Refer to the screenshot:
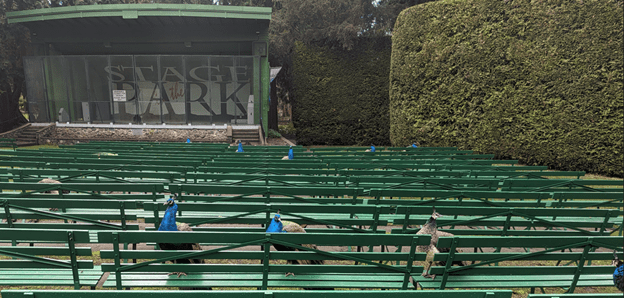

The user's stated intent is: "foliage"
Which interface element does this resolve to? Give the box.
[390,0,624,177]
[267,129,282,138]
[293,38,392,146]
[0,0,33,133]
[278,123,296,136]
[267,1,424,128]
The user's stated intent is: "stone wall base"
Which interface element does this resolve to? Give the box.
[42,126,228,145]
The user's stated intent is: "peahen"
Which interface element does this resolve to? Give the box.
[28,179,69,222]
[157,194,204,278]
[416,207,463,279]
[614,251,624,292]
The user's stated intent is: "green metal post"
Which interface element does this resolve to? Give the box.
[401,235,418,290]
[262,234,271,290]
[438,237,459,290]
[113,232,122,290]
[568,240,591,293]
[67,231,81,290]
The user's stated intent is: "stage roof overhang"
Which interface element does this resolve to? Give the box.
[7,4,272,55]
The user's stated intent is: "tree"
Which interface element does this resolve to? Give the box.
[0,0,38,133]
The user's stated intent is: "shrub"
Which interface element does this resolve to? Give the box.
[292,37,392,146]
[267,129,282,138]
[390,0,623,177]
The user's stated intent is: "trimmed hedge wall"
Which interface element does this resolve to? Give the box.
[292,38,391,146]
[390,0,623,177]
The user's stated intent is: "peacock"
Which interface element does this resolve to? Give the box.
[157,194,204,278]
[614,250,624,292]
[236,140,244,152]
[266,212,324,275]
[282,146,294,160]
[416,207,463,279]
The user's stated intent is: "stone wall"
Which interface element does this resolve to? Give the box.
[42,127,228,145]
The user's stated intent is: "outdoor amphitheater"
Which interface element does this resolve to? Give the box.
[0,141,622,298]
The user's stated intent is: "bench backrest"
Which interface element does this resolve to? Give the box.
[0,182,165,197]
[142,202,621,237]
[1,198,139,231]
[429,236,623,292]
[0,228,93,289]
[97,231,432,290]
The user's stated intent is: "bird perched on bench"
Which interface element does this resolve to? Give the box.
[416,207,464,279]
[614,251,624,292]
[26,179,70,222]
[282,146,294,160]
[157,194,204,278]
[266,211,324,275]
[236,139,244,153]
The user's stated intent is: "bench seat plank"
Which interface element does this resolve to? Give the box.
[0,267,103,287]
[102,272,415,289]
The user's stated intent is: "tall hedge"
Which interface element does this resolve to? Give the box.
[390,0,623,177]
[292,38,391,146]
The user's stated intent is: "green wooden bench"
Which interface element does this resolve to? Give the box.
[0,182,165,199]
[1,289,514,298]
[0,228,102,289]
[383,146,460,151]
[0,158,547,173]
[97,231,431,290]
[0,138,17,150]
[368,189,624,209]
[168,184,365,203]
[1,198,140,244]
[195,166,575,178]
[351,177,622,192]
[8,168,186,184]
[165,184,623,210]
[0,155,207,167]
[9,164,583,182]
[389,205,622,237]
[143,202,391,234]
[209,153,496,162]
[413,236,623,293]
[141,201,621,238]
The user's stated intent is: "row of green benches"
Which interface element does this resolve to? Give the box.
[5,167,589,181]
[8,174,621,192]
[3,291,622,298]
[2,228,620,292]
[1,155,520,169]
[2,181,621,212]
[3,197,621,243]
[1,290,515,298]
[9,147,483,158]
[64,141,455,152]
[0,159,553,173]
[2,181,621,214]
[2,166,621,195]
